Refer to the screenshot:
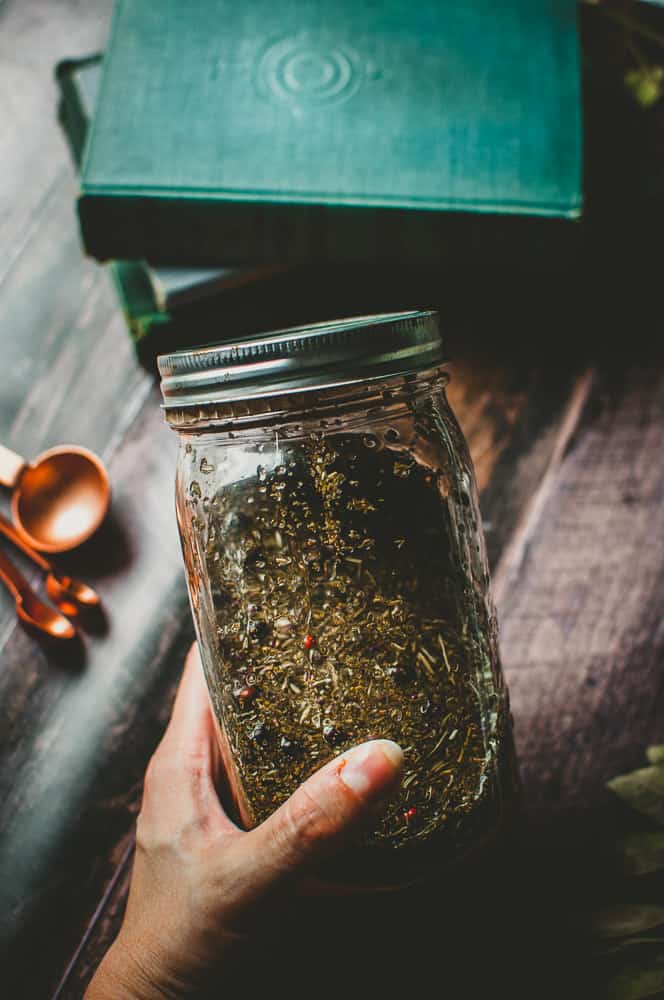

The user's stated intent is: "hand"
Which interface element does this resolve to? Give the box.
[86,643,404,999]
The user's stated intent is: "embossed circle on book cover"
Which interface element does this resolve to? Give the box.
[256,32,365,111]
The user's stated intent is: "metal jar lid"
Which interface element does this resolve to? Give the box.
[158,310,444,411]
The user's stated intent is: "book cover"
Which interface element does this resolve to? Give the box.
[79,0,582,265]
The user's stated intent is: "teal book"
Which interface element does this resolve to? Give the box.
[79,0,582,265]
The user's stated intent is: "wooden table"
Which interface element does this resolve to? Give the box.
[1,3,663,997]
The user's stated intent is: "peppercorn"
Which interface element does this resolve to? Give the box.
[249,721,269,745]
[279,735,301,758]
[247,620,270,641]
[322,724,345,746]
[236,684,259,705]
[386,665,412,687]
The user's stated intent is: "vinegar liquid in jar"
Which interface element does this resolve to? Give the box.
[159,311,518,889]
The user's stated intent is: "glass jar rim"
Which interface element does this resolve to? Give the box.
[158,310,445,418]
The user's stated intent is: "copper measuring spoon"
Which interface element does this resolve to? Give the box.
[0,511,99,615]
[0,443,110,553]
[0,546,76,640]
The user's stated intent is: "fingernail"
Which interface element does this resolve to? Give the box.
[337,739,404,801]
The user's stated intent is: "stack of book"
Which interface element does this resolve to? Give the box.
[56,0,582,366]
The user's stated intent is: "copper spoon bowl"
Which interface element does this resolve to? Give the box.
[0,444,110,554]
[0,547,76,640]
[0,511,100,616]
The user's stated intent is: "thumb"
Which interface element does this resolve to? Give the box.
[236,739,404,893]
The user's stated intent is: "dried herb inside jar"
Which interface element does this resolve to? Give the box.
[201,430,505,851]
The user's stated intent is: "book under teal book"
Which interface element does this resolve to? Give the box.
[79,0,582,266]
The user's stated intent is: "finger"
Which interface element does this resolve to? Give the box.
[234,740,404,895]
[141,643,233,832]
[161,642,215,753]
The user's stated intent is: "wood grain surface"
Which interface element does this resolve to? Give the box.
[1,2,663,998]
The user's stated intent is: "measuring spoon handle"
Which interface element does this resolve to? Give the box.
[0,546,76,639]
[0,511,49,570]
[0,445,26,488]
[0,545,27,603]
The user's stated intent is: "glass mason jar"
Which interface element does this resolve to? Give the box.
[159,311,518,889]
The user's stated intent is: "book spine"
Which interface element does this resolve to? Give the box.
[55,55,102,167]
[79,193,580,269]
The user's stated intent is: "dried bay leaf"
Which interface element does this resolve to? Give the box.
[605,952,664,1000]
[591,904,664,940]
[595,933,664,958]
[608,766,664,826]
[620,832,664,877]
[597,753,664,999]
